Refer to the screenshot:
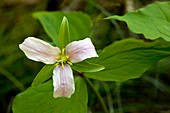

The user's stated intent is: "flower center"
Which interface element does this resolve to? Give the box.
[56,48,72,68]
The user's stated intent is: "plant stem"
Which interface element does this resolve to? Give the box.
[83,75,109,113]
[86,0,124,39]
[0,67,25,91]
[116,82,123,113]
[102,82,114,113]
[154,63,160,98]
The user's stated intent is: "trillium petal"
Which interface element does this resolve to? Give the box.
[19,37,60,64]
[66,38,98,63]
[52,64,75,98]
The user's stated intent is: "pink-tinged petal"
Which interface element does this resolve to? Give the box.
[19,37,60,64]
[66,38,98,63]
[52,64,75,98]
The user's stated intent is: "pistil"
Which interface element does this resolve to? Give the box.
[56,48,72,68]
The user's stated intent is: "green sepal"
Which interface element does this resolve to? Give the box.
[71,61,105,73]
[31,65,54,87]
[58,16,70,49]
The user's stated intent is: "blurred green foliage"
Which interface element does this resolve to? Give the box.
[0,1,47,112]
[0,0,170,113]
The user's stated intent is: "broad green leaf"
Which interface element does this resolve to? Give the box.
[58,16,70,48]
[107,1,170,41]
[33,11,92,45]
[13,77,87,113]
[71,61,105,73]
[31,65,54,87]
[85,38,170,82]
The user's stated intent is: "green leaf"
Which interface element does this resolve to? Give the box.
[85,38,170,82]
[13,77,87,113]
[58,16,70,49]
[33,11,92,45]
[31,65,54,87]
[71,61,105,73]
[106,1,170,41]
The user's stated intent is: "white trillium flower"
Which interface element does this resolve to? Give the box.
[19,37,98,98]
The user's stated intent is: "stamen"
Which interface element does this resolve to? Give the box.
[66,55,69,59]
[56,48,72,68]
[67,61,73,65]
[61,62,65,69]
[62,48,65,55]
[55,63,59,67]
[56,55,61,60]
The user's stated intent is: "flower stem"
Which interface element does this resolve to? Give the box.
[101,82,114,113]
[116,82,123,113]
[0,67,25,91]
[83,75,109,113]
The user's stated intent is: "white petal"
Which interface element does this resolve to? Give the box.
[19,37,60,64]
[66,38,98,63]
[52,64,75,98]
